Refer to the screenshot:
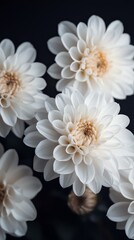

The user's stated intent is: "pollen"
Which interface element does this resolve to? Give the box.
[0,72,20,103]
[70,119,97,149]
[0,183,6,203]
[80,47,108,78]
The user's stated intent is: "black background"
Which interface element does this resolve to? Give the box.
[0,1,134,240]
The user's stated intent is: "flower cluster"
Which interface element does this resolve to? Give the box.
[0,15,134,239]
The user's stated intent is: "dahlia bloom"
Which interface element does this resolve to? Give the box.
[107,169,134,239]
[0,39,47,138]
[24,88,134,196]
[48,15,134,99]
[0,147,42,239]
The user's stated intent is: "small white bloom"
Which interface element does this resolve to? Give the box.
[24,88,134,196]
[107,169,134,239]
[0,39,47,138]
[0,148,42,239]
[48,15,134,99]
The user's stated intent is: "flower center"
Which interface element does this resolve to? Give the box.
[80,47,108,78]
[70,119,97,148]
[0,183,6,204]
[0,72,20,107]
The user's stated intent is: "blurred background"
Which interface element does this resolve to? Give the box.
[0,0,134,239]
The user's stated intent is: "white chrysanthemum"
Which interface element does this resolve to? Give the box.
[0,147,42,239]
[24,88,134,196]
[107,168,134,239]
[48,15,134,99]
[0,39,47,138]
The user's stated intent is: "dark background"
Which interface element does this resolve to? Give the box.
[0,1,134,239]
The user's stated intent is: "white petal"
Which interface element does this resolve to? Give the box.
[16,42,34,54]
[0,116,11,137]
[100,102,120,117]
[35,139,56,159]
[14,176,42,199]
[27,62,46,76]
[45,97,57,112]
[116,129,134,145]
[14,222,27,237]
[71,90,84,108]
[63,105,74,123]
[77,22,87,41]
[60,173,75,188]
[54,160,74,174]
[47,36,65,54]
[55,52,72,67]
[55,93,71,113]
[0,39,15,57]
[111,114,130,129]
[31,77,46,90]
[73,177,85,196]
[1,107,17,126]
[58,21,77,36]
[107,202,129,222]
[44,159,58,181]
[56,78,74,91]
[107,20,124,35]
[109,188,126,203]
[72,152,82,165]
[88,178,102,194]
[16,48,36,65]
[120,182,134,200]
[12,200,37,221]
[75,162,95,184]
[69,46,81,61]
[33,155,46,172]
[6,165,32,184]
[0,149,18,172]
[61,33,78,50]
[128,201,134,214]
[53,145,71,161]
[125,215,134,239]
[88,15,106,42]
[48,110,62,122]
[24,131,43,148]
[61,66,75,79]
[70,61,79,72]
[77,39,86,54]
[0,228,6,240]
[47,63,61,79]
[12,119,25,138]
[37,119,60,142]
[52,119,66,134]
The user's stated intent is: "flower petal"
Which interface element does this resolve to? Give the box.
[53,145,71,161]
[47,63,61,79]
[0,39,15,57]
[107,202,129,222]
[37,119,60,142]
[55,52,72,67]
[61,33,78,50]
[36,139,56,159]
[47,36,65,54]
[58,21,77,36]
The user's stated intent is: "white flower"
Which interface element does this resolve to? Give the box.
[107,169,134,239]
[0,39,47,138]
[0,148,42,239]
[48,15,134,99]
[24,88,134,196]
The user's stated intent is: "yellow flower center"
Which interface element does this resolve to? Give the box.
[0,72,20,107]
[70,119,97,148]
[80,48,108,78]
[0,183,6,204]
